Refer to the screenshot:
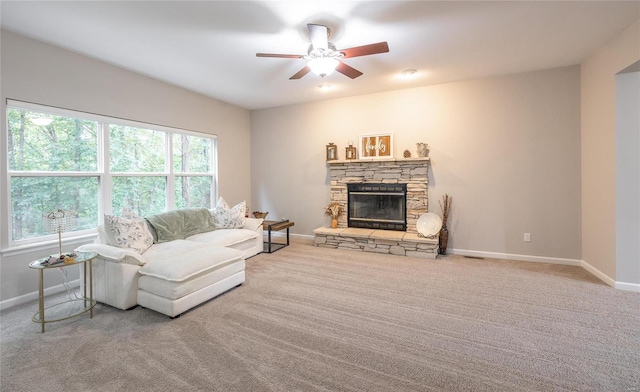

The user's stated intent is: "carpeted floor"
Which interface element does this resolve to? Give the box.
[1,241,639,391]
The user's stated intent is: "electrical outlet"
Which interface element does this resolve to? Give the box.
[524,233,531,242]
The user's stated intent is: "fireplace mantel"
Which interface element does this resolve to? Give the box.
[327,157,430,165]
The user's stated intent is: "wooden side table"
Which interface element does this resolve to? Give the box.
[263,220,295,253]
[28,251,97,333]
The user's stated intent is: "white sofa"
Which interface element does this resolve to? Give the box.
[77,209,263,317]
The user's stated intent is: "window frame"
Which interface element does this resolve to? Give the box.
[5,99,218,248]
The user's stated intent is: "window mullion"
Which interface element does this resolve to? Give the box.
[101,123,112,217]
[166,132,175,211]
[212,138,218,204]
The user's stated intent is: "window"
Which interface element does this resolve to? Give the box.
[172,134,214,209]
[5,100,217,246]
[7,108,99,242]
[109,125,167,217]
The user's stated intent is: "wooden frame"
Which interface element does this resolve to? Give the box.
[359,133,393,159]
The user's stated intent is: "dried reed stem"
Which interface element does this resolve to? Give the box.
[439,194,452,226]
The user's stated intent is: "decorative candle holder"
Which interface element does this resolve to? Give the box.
[326,143,338,161]
[345,141,357,160]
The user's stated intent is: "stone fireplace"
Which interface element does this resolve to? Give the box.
[315,157,437,259]
[328,158,429,234]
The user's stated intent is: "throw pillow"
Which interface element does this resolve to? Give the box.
[122,207,142,220]
[120,206,156,244]
[211,197,246,229]
[104,214,153,254]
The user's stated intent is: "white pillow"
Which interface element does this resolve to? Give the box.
[211,197,246,229]
[121,207,142,220]
[121,206,155,243]
[104,214,153,254]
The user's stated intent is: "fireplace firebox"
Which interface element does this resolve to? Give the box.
[347,183,407,231]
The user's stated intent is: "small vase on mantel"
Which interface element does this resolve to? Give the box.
[438,225,449,255]
[331,218,338,229]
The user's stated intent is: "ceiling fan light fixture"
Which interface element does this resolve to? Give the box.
[308,57,339,77]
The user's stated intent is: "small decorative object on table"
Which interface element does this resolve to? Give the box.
[416,142,428,157]
[403,149,411,158]
[41,252,77,266]
[438,194,452,255]
[324,202,344,229]
[252,211,269,219]
[326,143,338,161]
[345,141,357,160]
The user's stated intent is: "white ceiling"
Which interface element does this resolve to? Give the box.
[1,1,639,110]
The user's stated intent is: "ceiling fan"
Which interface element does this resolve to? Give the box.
[256,24,389,80]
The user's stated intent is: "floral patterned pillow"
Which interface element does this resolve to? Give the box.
[104,215,153,254]
[211,197,246,229]
[121,207,142,220]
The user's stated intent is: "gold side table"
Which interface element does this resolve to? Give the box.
[28,251,97,333]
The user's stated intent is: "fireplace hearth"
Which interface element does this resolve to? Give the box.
[348,183,406,231]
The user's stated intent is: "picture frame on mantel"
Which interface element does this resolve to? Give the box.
[359,133,393,159]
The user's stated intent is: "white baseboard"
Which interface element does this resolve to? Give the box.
[449,249,639,290]
[0,279,80,311]
[615,281,640,292]
[447,248,583,266]
[580,260,616,287]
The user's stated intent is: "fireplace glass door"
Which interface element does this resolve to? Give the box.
[348,183,406,231]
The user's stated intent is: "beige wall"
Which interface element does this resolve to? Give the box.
[251,66,582,260]
[581,19,640,282]
[0,30,251,304]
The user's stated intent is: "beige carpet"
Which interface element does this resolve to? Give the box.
[1,241,639,391]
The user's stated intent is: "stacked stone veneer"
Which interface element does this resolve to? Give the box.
[328,158,430,234]
[313,227,438,259]
[314,158,438,259]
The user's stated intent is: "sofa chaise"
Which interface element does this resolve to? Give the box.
[77,206,263,317]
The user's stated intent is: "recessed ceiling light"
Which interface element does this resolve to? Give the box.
[401,69,417,78]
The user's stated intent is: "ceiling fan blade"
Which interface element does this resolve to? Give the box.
[339,42,389,58]
[308,23,328,50]
[290,66,311,80]
[335,62,363,79]
[256,53,304,59]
